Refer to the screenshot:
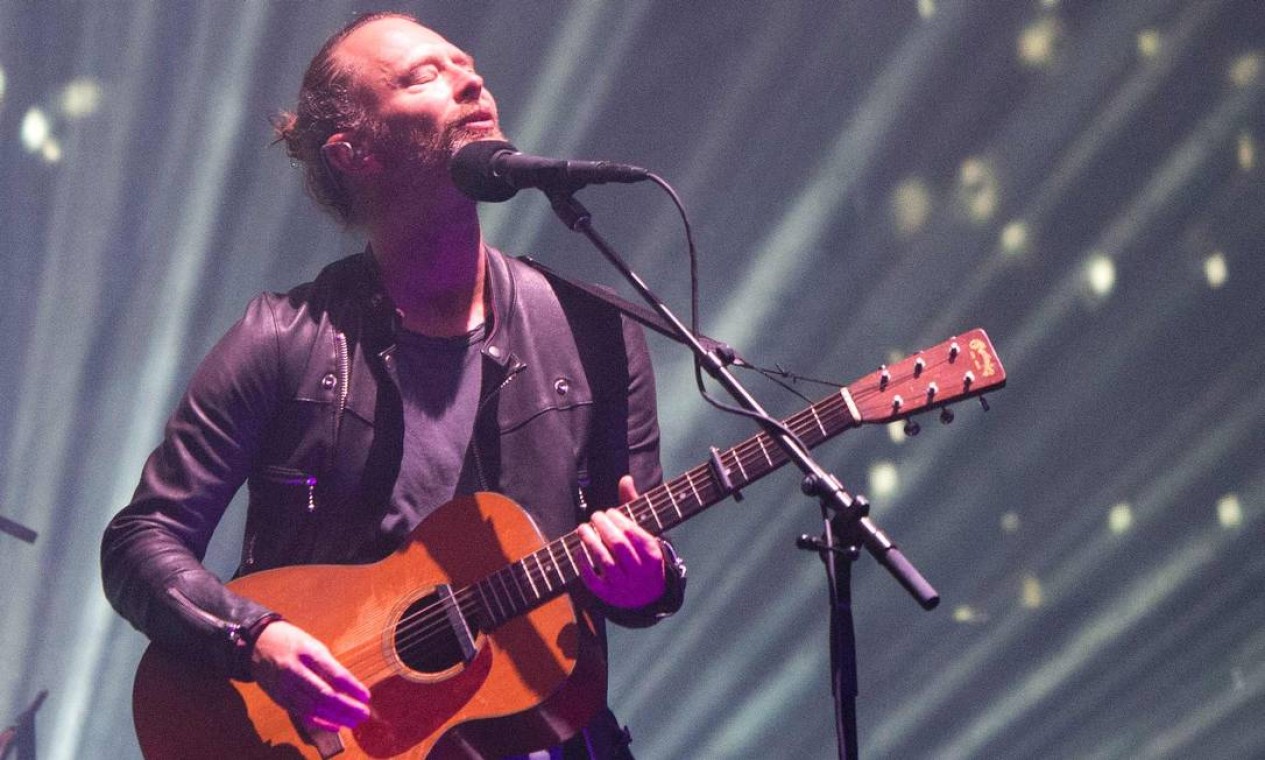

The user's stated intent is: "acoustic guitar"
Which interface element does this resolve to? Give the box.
[132,329,1006,759]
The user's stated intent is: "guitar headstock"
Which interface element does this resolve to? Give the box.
[847,328,1006,424]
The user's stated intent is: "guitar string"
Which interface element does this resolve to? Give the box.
[335,393,877,678]
[336,397,854,668]
[334,389,879,677]
[334,355,971,678]
[333,399,860,678]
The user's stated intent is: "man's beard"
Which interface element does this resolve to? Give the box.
[372,114,505,187]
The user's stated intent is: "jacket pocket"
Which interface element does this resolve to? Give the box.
[243,464,321,571]
[252,464,318,513]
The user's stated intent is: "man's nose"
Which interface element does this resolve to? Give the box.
[453,68,484,101]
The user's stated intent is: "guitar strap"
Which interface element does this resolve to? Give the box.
[516,255,742,364]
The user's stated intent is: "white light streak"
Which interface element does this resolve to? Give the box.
[937,528,1231,759]
[917,0,936,20]
[481,2,652,250]
[20,107,50,152]
[1001,511,1021,534]
[0,66,7,104]
[691,5,975,403]
[1204,251,1228,288]
[865,351,1265,759]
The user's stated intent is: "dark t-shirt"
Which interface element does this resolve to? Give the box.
[381,324,486,540]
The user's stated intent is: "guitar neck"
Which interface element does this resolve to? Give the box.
[470,389,861,628]
[468,327,1005,629]
[628,389,860,536]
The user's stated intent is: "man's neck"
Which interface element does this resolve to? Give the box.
[368,194,488,338]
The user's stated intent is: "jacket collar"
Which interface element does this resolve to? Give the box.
[354,243,518,370]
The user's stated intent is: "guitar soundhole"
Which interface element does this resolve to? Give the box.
[393,592,482,674]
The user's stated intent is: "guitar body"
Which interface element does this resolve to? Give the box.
[133,493,607,759]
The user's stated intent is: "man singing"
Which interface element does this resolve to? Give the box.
[102,11,685,759]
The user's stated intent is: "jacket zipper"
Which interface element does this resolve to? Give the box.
[334,331,350,438]
[472,356,526,490]
[166,586,242,644]
[325,330,350,490]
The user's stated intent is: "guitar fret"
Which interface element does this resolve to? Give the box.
[519,560,540,600]
[495,570,517,614]
[666,485,682,519]
[757,436,773,466]
[481,578,506,624]
[546,543,562,585]
[511,566,529,607]
[731,449,749,482]
[685,470,703,505]
[533,552,552,592]
[645,496,664,531]
[560,537,579,576]
[810,406,828,438]
[475,581,493,625]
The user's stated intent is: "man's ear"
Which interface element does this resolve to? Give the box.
[321,133,380,175]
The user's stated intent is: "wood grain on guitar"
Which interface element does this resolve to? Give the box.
[132,329,1005,759]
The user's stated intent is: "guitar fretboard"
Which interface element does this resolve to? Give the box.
[466,388,860,629]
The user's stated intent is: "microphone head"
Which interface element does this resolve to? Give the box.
[450,140,520,202]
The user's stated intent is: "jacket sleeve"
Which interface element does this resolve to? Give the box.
[592,313,688,629]
[100,295,283,679]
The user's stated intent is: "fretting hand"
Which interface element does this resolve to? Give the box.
[577,475,667,609]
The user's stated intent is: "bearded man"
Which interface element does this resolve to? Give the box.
[102,12,685,759]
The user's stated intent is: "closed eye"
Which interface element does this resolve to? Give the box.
[406,64,439,86]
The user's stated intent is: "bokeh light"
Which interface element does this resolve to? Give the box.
[20,107,50,152]
[60,78,103,118]
[4,5,1263,759]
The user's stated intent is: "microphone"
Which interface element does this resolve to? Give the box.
[450,140,649,202]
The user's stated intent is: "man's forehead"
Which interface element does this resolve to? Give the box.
[334,17,456,74]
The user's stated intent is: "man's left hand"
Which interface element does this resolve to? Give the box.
[577,475,666,609]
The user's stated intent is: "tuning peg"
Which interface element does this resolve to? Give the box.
[979,395,990,412]
[940,407,955,425]
[904,418,921,437]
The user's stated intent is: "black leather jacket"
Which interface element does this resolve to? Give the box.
[101,248,684,683]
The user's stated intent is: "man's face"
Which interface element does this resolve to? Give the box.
[334,17,505,176]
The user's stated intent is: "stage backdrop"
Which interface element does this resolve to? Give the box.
[2,2,1263,758]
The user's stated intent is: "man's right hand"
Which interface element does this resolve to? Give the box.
[250,620,372,732]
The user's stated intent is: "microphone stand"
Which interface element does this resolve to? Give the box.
[543,188,939,760]
[0,514,38,544]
